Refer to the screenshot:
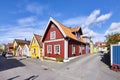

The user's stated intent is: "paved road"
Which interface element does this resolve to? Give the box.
[0,53,120,80]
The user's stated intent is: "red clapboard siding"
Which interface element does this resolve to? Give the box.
[44,23,64,41]
[44,40,64,59]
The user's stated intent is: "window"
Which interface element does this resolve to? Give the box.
[47,45,52,53]
[54,44,60,54]
[51,24,55,28]
[50,31,56,40]
[34,48,36,53]
[77,33,80,39]
[72,44,75,54]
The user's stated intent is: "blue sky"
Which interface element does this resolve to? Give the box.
[0,0,120,44]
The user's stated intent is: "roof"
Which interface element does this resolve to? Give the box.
[14,39,30,45]
[19,45,24,48]
[53,19,85,43]
[34,34,42,47]
[7,43,13,47]
[69,26,80,32]
[42,17,85,43]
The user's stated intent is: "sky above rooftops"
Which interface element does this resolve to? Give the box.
[0,0,120,44]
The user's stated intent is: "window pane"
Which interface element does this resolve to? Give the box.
[50,31,56,39]
[47,45,52,53]
[54,45,60,54]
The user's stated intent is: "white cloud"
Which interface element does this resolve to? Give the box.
[0,26,45,44]
[62,9,111,42]
[82,10,100,28]
[63,16,87,26]
[83,27,99,37]
[17,16,36,25]
[82,10,112,28]
[96,13,112,22]
[82,27,106,43]
[105,22,120,35]
[92,34,106,43]
[0,17,47,44]
[17,16,47,28]
[62,9,112,29]
[26,3,45,14]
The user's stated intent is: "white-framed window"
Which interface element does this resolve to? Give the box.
[50,31,56,40]
[47,45,52,54]
[54,44,60,54]
[72,44,75,54]
[51,24,55,28]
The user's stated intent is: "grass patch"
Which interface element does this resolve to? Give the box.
[56,58,63,62]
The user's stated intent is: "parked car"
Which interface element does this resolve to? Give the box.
[2,52,13,58]
[5,53,13,57]
[2,52,6,57]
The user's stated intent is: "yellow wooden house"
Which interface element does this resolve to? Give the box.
[13,39,30,56]
[30,34,42,59]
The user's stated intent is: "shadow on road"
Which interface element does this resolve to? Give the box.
[25,75,39,80]
[0,56,25,71]
[7,75,20,80]
[100,52,111,67]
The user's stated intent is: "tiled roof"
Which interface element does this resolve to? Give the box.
[19,45,24,48]
[55,20,85,43]
[34,34,42,47]
[69,26,80,32]
[14,39,30,45]
[7,43,13,47]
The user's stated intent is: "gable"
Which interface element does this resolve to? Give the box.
[23,44,29,50]
[30,34,42,48]
[42,17,85,44]
[16,46,22,51]
[42,17,66,42]
[13,41,18,48]
[43,22,64,41]
[32,37,37,44]
[30,36,37,46]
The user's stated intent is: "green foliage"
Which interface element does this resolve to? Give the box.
[13,45,18,56]
[56,58,63,62]
[105,33,120,49]
[0,49,3,53]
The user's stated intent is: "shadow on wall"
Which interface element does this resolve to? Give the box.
[100,51,111,67]
[0,56,25,71]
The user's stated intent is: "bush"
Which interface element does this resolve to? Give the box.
[56,58,63,62]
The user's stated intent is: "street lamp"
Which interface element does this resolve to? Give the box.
[82,35,91,55]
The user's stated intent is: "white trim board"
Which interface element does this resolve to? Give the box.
[44,38,64,43]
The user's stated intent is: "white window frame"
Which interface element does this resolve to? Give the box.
[47,45,52,54]
[50,31,56,40]
[72,44,75,54]
[54,44,60,54]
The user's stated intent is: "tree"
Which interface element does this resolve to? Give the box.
[106,33,120,49]
[13,45,18,56]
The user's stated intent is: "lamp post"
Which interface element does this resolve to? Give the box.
[82,36,91,55]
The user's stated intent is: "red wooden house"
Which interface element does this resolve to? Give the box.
[7,43,13,54]
[42,17,86,62]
